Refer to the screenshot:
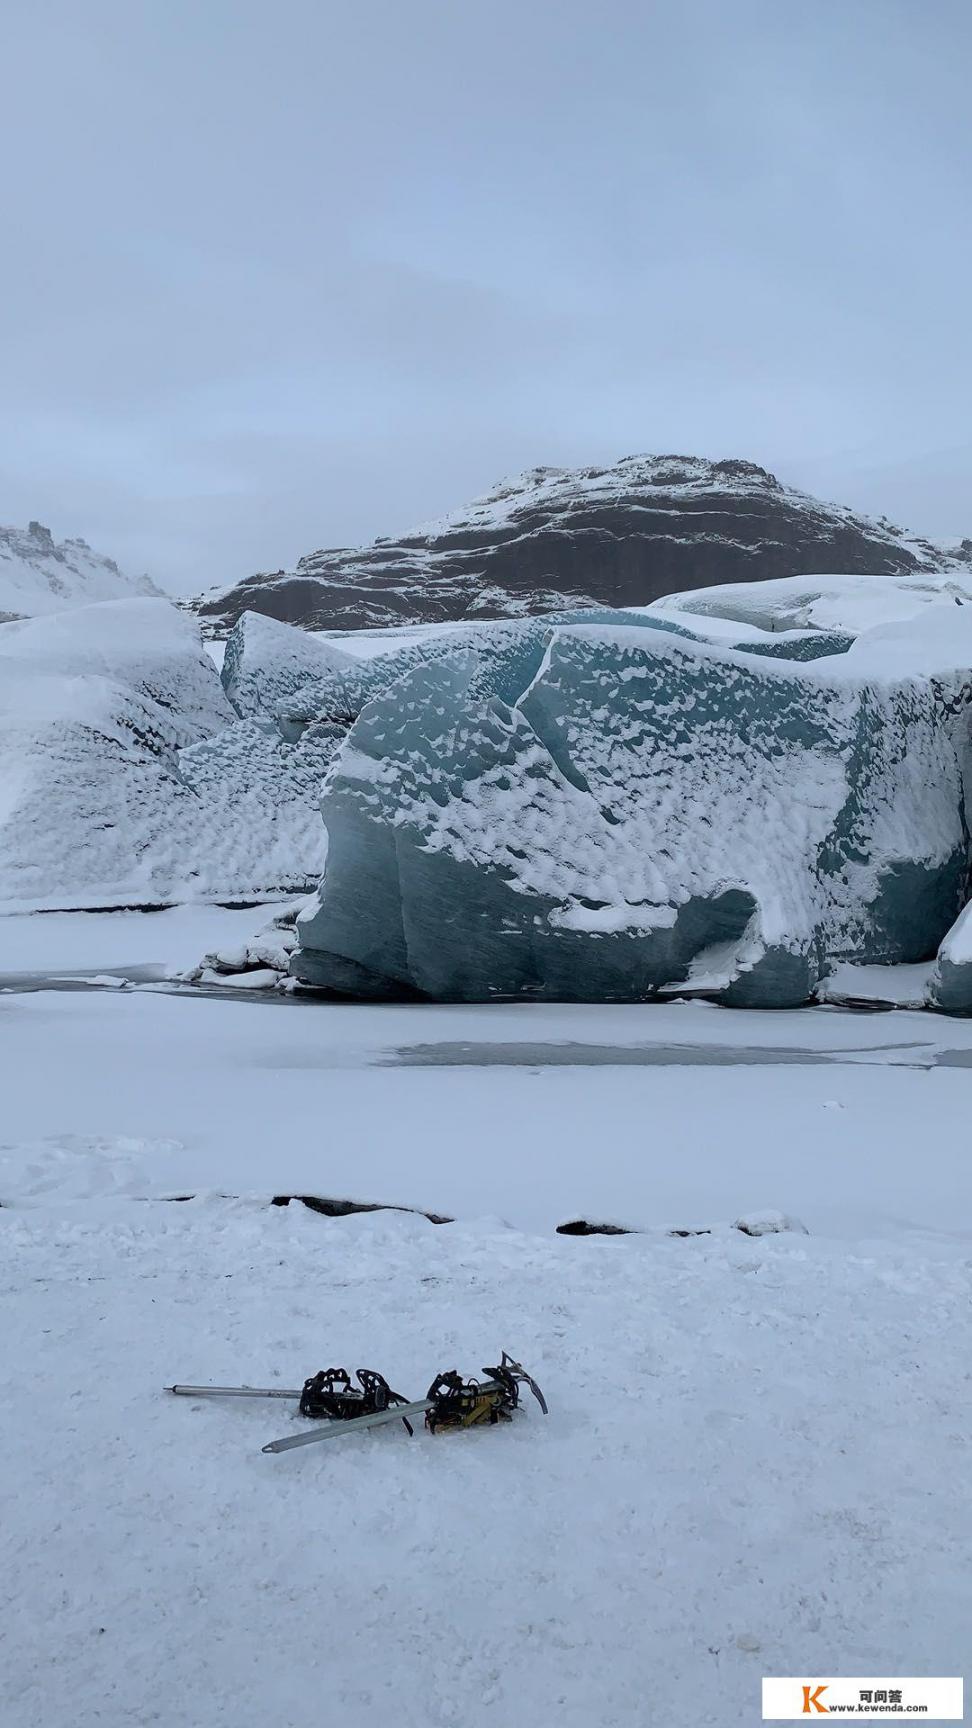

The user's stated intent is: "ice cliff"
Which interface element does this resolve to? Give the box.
[292,608,972,1006]
[9,579,972,1015]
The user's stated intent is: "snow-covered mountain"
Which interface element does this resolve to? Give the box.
[0,520,160,620]
[192,455,972,634]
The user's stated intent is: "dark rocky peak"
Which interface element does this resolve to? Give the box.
[190,453,969,635]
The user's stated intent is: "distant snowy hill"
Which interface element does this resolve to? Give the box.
[0,520,160,620]
[192,455,972,634]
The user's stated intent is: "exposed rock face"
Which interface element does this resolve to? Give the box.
[191,455,970,634]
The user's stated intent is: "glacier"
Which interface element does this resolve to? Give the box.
[0,601,346,908]
[293,608,972,1006]
[7,585,972,1004]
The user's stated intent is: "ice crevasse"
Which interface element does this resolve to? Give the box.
[291,607,972,1007]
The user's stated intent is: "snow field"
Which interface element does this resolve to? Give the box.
[6,980,972,1237]
[3,913,971,1726]
[2,1197,969,1728]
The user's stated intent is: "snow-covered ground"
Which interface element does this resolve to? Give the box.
[6,977,972,1237]
[6,1201,969,1728]
[2,909,971,1726]
[0,903,271,976]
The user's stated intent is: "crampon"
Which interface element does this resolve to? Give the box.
[298,1368,415,1434]
[424,1353,548,1433]
[165,1365,416,1434]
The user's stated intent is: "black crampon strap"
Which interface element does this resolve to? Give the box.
[357,1368,414,1435]
[299,1367,414,1432]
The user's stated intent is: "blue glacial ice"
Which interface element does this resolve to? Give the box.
[928,902,972,1012]
[292,610,972,1005]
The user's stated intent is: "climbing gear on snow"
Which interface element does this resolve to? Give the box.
[167,1352,547,1456]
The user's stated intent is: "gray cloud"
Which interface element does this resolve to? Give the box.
[1,0,969,592]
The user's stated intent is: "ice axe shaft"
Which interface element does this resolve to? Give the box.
[263,1398,436,1453]
[166,1384,303,1400]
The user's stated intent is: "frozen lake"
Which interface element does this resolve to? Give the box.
[3,905,972,1238]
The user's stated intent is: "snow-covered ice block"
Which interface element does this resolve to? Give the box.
[0,601,231,906]
[276,640,460,741]
[816,961,934,1009]
[0,596,231,738]
[276,607,847,748]
[176,719,338,893]
[927,901,972,1012]
[195,965,281,990]
[294,611,972,1005]
[735,628,854,661]
[220,610,362,721]
[651,569,972,637]
[276,616,563,739]
[560,608,854,663]
[0,601,332,908]
[178,902,303,987]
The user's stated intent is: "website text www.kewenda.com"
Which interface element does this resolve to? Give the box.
[825,1708,928,1715]
[764,1675,961,1718]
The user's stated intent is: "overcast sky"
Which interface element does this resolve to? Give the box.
[1,0,969,595]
